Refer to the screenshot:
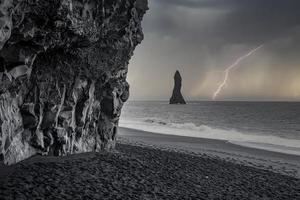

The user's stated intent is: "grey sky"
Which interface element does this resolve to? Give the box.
[128,0,300,101]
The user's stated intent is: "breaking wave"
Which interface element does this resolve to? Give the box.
[119,118,300,156]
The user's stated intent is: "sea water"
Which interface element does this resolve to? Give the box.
[119,101,300,155]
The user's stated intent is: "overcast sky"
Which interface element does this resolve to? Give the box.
[127,0,300,101]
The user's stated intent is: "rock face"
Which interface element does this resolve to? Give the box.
[170,71,186,104]
[0,0,148,165]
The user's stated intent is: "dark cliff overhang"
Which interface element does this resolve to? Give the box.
[0,0,148,165]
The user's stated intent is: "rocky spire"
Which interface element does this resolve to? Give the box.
[170,70,186,104]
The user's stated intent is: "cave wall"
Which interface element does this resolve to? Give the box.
[0,0,148,165]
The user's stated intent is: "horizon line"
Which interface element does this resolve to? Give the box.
[126,99,300,103]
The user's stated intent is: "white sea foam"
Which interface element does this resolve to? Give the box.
[119,119,300,156]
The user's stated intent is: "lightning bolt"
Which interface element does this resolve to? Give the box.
[212,45,263,100]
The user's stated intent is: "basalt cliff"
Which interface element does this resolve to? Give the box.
[170,71,186,104]
[0,0,148,165]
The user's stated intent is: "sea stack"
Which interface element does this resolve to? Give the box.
[170,71,186,104]
[0,0,148,165]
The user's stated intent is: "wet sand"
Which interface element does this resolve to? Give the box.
[118,127,300,178]
[0,128,299,199]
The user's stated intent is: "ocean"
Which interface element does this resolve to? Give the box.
[119,101,300,155]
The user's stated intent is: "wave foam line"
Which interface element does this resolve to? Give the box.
[119,119,300,155]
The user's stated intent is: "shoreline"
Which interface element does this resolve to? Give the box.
[118,127,300,178]
[119,119,300,156]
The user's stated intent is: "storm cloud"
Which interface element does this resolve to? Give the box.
[127,0,300,101]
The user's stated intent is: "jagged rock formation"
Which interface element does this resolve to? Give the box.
[0,0,148,165]
[170,71,186,104]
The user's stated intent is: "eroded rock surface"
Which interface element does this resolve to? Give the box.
[0,0,148,165]
[170,71,186,104]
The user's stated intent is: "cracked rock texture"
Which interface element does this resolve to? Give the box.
[0,0,148,165]
[170,71,186,104]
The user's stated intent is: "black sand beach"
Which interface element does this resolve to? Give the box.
[1,129,300,200]
[119,127,300,178]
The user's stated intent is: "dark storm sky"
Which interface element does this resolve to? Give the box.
[128,0,300,101]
